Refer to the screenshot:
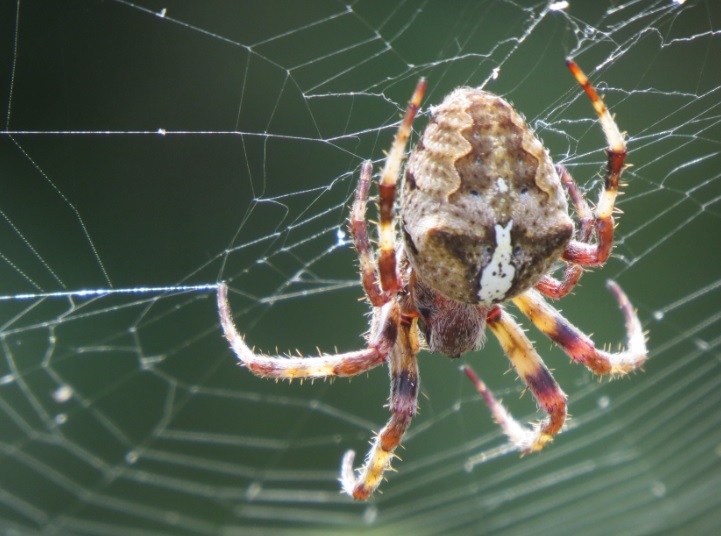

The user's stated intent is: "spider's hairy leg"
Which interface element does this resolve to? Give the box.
[341,316,420,500]
[535,166,591,300]
[217,282,397,379]
[465,306,567,453]
[535,264,583,300]
[351,161,389,306]
[562,59,627,267]
[513,283,647,376]
[377,78,426,295]
[559,165,595,242]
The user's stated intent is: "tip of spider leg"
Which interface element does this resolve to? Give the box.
[341,449,356,466]
[339,450,359,493]
[459,364,475,380]
[565,58,584,79]
[605,279,628,302]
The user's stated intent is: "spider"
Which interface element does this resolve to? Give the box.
[217,60,647,501]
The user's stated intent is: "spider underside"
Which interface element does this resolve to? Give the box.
[217,60,647,501]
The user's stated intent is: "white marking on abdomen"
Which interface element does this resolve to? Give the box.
[478,221,516,304]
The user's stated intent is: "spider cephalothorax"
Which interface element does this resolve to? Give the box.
[218,60,647,501]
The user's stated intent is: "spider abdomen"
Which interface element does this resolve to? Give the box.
[402,87,574,305]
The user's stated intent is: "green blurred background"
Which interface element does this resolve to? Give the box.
[0,1,720,534]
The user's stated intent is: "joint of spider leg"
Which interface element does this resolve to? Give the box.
[486,306,502,324]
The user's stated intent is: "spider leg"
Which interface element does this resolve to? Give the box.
[350,161,391,306]
[341,316,420,500]
[513,283,647,376]
[559,165,595,243]
[376,78,426,295]
[349,79,425,304]
[561,59,627,267]
[217,282,398,379]
[535,166,591,300]
[538,61,627,298]
[535,264,584,301]
[464,306,567,453]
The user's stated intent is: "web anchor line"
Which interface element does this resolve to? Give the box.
[0,284,219,302]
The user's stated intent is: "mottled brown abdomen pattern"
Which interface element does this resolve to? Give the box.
[402,87,574,305]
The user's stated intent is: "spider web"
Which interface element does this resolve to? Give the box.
[1,0,720,534]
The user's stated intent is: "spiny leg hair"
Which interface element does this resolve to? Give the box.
[464,306,567,453]
[562,59,627,267]
[535,166,591,300]
[217,282,398,380]
[376,78,426,295]
[350,161,388,307]
[341,317,420,500]
[465,279,646,455]
[513,282,647,376]
[537,60,629,299]
[339,80,427,498]
[218,79,428,500]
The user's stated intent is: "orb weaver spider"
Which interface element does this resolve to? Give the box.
[218,60,647,500]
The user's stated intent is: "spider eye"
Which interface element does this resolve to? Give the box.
[470,190,480,197]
